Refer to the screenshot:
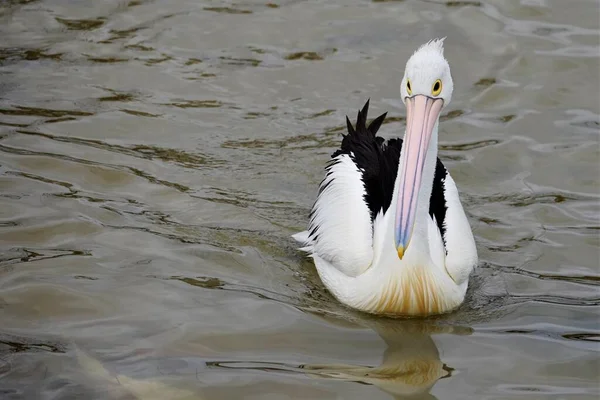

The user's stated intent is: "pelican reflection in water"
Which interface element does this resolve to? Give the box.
[302,318,471,400]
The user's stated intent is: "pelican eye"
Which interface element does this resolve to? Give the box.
[406,79,412,95]
[432,79,442,96]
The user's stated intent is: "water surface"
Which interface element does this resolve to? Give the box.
[1,0,599,399]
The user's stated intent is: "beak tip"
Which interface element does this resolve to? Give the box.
[397,246,405,260]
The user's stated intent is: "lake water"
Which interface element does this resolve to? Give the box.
[1,0,599,399]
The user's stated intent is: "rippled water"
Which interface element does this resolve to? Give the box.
[1,0,599,399]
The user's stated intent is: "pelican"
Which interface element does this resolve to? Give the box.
[293,39,478,316]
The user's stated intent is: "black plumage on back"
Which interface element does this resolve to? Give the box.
[331,100,449,245]
[332,99,400,221]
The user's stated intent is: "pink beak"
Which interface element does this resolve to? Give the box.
[395,95,444,259]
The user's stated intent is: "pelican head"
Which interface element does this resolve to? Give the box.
[395,38,453,259]
[400,38,454,106]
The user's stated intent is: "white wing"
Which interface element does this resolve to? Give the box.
[441,173,478,285]
[294,154,374,277]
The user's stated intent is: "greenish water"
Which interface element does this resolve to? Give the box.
[0,0,598,399]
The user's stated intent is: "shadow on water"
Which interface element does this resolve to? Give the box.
[68,319,467,400]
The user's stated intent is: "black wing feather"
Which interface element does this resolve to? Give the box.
[331,99,448,243]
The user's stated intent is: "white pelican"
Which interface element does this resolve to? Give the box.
[294,39,478,316]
